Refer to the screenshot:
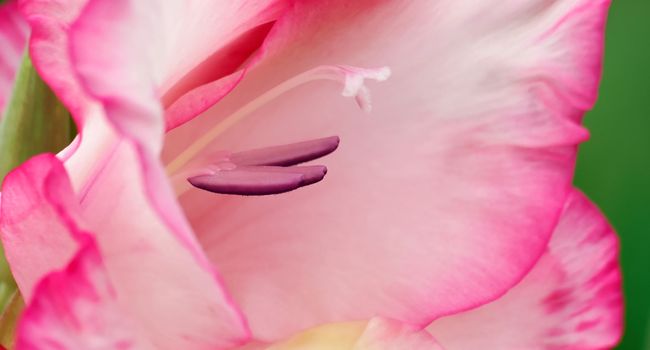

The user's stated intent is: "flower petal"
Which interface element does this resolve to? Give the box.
[1,151,250,349]
[68,0,290,152]
[428,189,623,349]
[169,0,609,340]
[18,0,104,130]
[77,142,252,348]
[13,1,259,347]
[352,318,443,350]
[16,1,260,346]
[16,238,152,350]
[0,153,80,300]
[248,318,442,350]
[0,0,28,116]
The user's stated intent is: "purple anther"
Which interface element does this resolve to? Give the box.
[188,166,327,196]
[229,136,340,167]
[236,165,328,186]
[187,136,339,196]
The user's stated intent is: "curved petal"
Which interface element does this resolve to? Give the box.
[164,0,609,340]
[0,152,250,349]
[247,318,443,350]
[16,239,152,350]
[352,318,443,350]
[0,154,79,300]
[17,1,266,347]
[18,0,93,126]
[78,140,251,349]
[16,0,115,184]
[428,189,623,349]
[68,0,290,152]
[0,0,28,116]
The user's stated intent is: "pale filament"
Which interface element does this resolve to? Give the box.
[165,65,391,180]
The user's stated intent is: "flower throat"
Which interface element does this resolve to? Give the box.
[167,65,390,196]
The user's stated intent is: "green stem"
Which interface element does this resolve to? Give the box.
[0,291,23,349]
[0,54,75,180]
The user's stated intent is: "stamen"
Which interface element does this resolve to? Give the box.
[236,165,328,186]
[186,137,338,196]
[189,169,302,196]
[166,65,390,175]
[229,136,340,167]
[188,166,327,196]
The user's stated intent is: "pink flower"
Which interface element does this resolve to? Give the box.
[0,0,621,348]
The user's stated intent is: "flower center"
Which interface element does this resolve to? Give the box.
[167,65,390,196]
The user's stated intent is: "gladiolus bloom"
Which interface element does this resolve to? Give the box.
[0,0,621,349]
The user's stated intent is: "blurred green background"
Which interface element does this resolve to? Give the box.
[574,0,650,349]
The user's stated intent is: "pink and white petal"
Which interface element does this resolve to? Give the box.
[352,318,443,350]
[0,0,28,116]
[74,139,251,349]
[167,0,609,340]
[428,189,622,349]
[18,0,95,126]
[20,0,254,344]
[69,0,290,152]
[163,20,279,131]
[5,1,258,348]
[1,149,250,348]
[60,2,288,342]
[0,153,80,300]
[12,0,118,194]
[15,239,153,350]
[17,0,206,298]
[248,318,442,350]
[12,1,118,189]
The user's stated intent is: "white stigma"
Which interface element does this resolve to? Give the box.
[336,66,392,113]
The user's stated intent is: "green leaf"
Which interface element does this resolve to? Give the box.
[0,54,76,181]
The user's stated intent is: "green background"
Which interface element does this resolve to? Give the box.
[574,0,650,349]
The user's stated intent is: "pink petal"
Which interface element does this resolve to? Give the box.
[165,0,610,340]
[0,0,28,116]
[1,151,250,349]
[68,0,290,152]
[0,153,80,300]
[352,318,443,350]
[16,239,152,350]
[17,1,254,334]
[77,141,251,348]
[428,189,623,349]
[17,1,273,345]
[16,0,108,172]
[18,0,95,126]
[239,318,442,350]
